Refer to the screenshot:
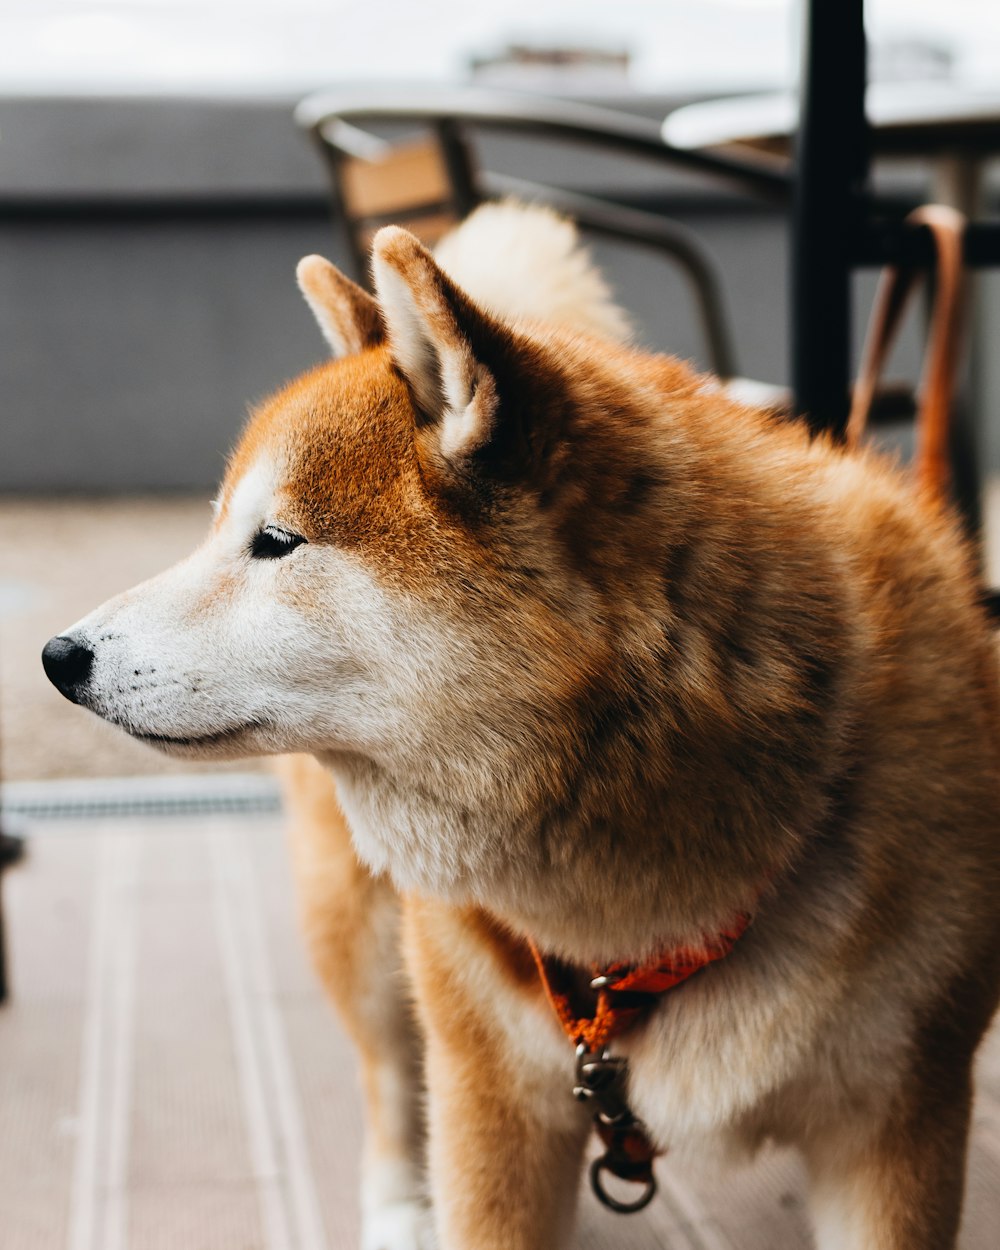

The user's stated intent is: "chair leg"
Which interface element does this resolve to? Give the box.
[791,0,868,436]
[0,830,26,1004]
[0,874,7,1004]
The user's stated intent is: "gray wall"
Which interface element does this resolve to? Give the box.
[2,95,996,493]
[3,213,342,492]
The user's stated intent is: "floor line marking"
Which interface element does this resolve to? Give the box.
[210,827,293,1250]
[66,830,114,1250]
[222,824,329,1250]
[101,834,138,1250]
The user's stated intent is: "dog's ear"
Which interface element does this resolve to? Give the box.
[371,226,506,463]
[296,255,383,358]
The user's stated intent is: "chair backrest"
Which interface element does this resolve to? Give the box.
[299,107,482,284]
[338,137,465,273]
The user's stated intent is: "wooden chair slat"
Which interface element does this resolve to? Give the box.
[340,138,454,219]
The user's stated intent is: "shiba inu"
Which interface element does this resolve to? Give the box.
[43,202,1000,1250]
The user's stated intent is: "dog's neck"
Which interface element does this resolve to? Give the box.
[322,737,799,965]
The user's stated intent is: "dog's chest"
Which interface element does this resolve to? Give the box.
[325,755,513,896]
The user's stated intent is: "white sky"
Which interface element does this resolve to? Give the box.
[2,0,998,97]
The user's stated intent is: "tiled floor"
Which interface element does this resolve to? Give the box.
[0,813,999,1250]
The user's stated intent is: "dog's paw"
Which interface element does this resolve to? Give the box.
[361,1198,436,1250]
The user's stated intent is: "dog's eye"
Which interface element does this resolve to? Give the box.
[249,526,306,560]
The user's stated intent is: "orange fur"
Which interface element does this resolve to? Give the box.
[265,233,999,1248]
[48,208,1000,1250]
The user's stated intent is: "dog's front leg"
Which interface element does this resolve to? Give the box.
[804,1067,974,1250]
[280,756,431,1250]
[404,896,591,1250]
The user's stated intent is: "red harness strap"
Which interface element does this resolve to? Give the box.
[528,913,753,1214]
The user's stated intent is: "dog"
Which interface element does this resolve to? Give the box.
[43,201,1000,1250]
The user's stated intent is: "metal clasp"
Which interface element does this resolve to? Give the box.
[573,1043,659,1214]
[573,1043,632,1124]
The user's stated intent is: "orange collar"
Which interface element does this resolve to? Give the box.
[529,912,753,1055]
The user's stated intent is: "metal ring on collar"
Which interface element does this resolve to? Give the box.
[589,1155,658,1214]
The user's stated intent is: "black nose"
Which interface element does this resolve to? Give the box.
[41,635,94,704]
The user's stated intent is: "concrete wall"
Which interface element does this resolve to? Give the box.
[2,95,996,493]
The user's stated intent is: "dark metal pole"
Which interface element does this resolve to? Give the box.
[434,119,480,219]
[0,712,24,1005]
[791,0,869,436]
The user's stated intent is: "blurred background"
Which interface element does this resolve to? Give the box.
[2,2,1000,1248]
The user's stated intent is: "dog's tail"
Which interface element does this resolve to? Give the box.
[433,200,632,343]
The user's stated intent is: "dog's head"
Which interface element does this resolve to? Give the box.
[42,229,647,781]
